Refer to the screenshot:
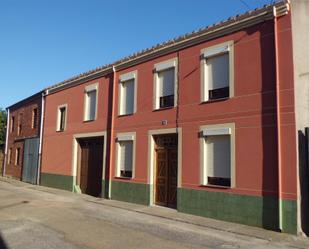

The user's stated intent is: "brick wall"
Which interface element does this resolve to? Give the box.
[0,146,3,175]
[5,94,42,179]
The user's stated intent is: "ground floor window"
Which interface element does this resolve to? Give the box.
[200,124,235,187]
[116,133,135,179]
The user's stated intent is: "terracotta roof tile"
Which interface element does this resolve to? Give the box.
[46,0,288,92]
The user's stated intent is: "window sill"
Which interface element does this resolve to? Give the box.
[114,176,133,180]
[83,119,95,123]
[200,184,231,189]
[200,97,229,105]
[153,106,174,112]
[56,130,65,133]
[118,113,134,118]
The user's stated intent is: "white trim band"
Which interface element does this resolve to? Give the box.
[85,83,98,92]
[119,72,136,82]
[202,127,231,136]
[117,135,134,141]
[154,59,177,72]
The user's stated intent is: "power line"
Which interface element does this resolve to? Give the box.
[239,0,250,9]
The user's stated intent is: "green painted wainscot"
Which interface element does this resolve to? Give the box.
[40,174,297,234]
[177,188,297,234]
[40,173,74,191]
[111,181,150,205]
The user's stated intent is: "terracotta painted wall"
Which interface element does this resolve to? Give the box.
[41,75,113,176]
[40,14,297,202]
[110,16,297,201]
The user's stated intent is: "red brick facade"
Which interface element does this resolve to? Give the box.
[5,93,42,179]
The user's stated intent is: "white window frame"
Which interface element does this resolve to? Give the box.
[115,132,136,179]
[56,104,68,132]
[31,107,38,129]
[8,148,12,164]
[83,83,99,121]
[10,116,15,133]
[17,113,22,135]
[118,71,137,116]
[15,147,20,166]
[153,58,178,110]
[200,41,234,102]
[200,123,235,188]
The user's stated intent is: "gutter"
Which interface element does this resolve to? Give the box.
[36,90,47,184]
[107,66,117,198]
[2,108,10,176]
[273,1,290,231]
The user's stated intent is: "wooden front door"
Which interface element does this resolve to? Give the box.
[79,137,104,197]
[155,135,178,208]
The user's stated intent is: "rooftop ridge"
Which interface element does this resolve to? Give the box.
[46,0,288,93]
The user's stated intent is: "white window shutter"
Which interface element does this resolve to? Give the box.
[206,135,231,178]
[124,80,135,114]
[87,90,96,120]
[158,68,175,97]
[119,141,133,172]
[206,53,229,90]
[120,83,126,115]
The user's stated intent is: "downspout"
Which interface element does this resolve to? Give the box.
[176,52,180,133]
[108,66,117,199]
[36,90,46,184]
[273,6,283,232]
[2,108,10,176]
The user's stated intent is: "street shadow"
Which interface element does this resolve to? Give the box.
[236,19,279,231]
[259,19,280,231]
[0,200,29,210]
[0,233,8,249]
[298,129,309,235]
[102,73,114,199]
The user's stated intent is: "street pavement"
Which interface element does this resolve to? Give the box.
[0,177,308,249]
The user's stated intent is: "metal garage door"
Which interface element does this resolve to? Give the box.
[22,137,40,184]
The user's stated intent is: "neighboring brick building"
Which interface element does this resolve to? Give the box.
[4,0,309,235]
[0,144,4,175]
[3,92,43,183]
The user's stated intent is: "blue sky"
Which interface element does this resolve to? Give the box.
[0,0,273,108]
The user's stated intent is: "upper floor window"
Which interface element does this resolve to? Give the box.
[119,71,137,116]
[84,84,98,121]
[116,133,135,179]
[200,123,235,188]
[8,148,12,164]
[15,147,21,166]
[32,108,38,129]
[17,113,23,135]
[10,116,15,133]
[201,41,234,102]
[153,58,178,110]
[56,105,67,132]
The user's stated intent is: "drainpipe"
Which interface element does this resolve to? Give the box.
[36,90,46,185]
[2,108,10,176]
[108,66,117,199]
[273,6,283,232]
[176,51,180,133]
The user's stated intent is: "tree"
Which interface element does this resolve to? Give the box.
[0,108,7,146]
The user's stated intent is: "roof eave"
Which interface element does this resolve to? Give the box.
[46,1,289,94]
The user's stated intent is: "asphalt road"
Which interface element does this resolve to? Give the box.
[0,178,308,249]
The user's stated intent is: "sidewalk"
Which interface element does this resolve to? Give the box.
[1,176,309,249]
